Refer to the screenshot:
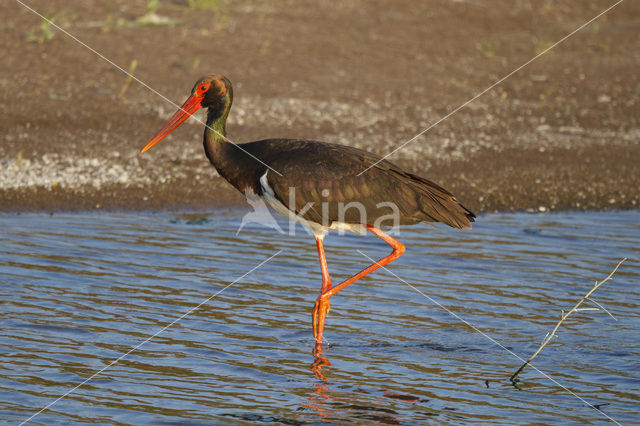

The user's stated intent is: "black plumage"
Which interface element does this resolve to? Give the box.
[214,139,474,229]
[198,75,475,231]
[142,74,475,353]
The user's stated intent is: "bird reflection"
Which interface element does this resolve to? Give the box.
[302,348,333,419]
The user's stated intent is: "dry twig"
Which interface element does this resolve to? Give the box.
[119,59,138,100]
[510,258,627,382]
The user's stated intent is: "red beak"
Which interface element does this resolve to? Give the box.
[141,95,203,153]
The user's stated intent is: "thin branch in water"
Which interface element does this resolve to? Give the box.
[586,297,617,321]
[510,258,627,383]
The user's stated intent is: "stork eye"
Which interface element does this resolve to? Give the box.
[200,85,207,92]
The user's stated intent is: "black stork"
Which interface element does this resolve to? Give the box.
[141,75,475,354]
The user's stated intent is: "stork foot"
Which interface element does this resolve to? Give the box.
[312,293,331,349]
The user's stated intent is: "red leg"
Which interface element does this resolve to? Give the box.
[312,236,332,345]
[312,226,405,353]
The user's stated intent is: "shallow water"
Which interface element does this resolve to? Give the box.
[1,210,638,425]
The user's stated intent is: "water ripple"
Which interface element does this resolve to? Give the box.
[0,210,638,424]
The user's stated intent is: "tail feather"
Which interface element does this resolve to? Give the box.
[402,171,475,229]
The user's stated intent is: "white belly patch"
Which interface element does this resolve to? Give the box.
[259,171,366,238]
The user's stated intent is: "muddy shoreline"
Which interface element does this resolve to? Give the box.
[2,0,638,214]
[1,142,637,214]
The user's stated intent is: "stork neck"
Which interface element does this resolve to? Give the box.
[205,107,228,145]
[203,102,236,177]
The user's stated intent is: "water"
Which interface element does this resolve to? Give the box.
[1,210,638,425]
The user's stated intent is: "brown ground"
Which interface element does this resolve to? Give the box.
[1,0,638,214]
